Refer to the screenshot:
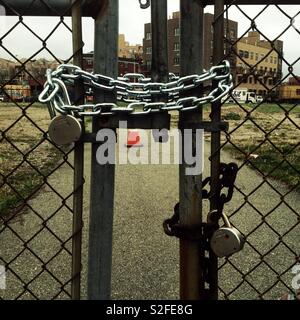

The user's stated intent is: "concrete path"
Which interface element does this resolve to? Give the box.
[1,137,299,300]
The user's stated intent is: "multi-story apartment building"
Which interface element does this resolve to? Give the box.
[119,34,143,60]
[143,12,238,76]
[236,31,283,96]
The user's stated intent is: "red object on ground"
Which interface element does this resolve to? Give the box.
[126,130,143,148]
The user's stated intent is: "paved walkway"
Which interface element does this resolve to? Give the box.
[1,138,299,300]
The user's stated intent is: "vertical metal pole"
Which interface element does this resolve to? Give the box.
[71,0,84,300]
[88,0,118,300]
[209,0,225,300]
[151,0,168,83]
[179,0,205,300]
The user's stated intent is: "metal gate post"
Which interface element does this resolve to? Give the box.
[151,0,168,83]
[208,0,225,300]
[179,0,205,300]
[71,0,85,300]
[87,0,118,300]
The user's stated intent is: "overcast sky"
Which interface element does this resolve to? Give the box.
[1,1,300,77]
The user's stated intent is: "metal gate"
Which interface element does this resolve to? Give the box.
[0,0,299,300]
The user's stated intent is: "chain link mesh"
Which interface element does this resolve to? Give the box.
[0,0,83,299]
[212,2,300,300]
[0,0,299,300]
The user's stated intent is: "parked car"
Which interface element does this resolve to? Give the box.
[0,95,4,102]
[256,95,264,103]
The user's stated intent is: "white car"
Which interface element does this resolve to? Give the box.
[256,95,264,103]
[0,95,4,102]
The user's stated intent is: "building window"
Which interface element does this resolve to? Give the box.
[244,51,249,58]
[265,56,268,63]
[260,54,264,60]
[239,50,244,57]
[174,28,180,36]
[255,53,259,61]
[249,76,253,84]
[270,56,273,63]
[230,30,235,38]
[174,57,180,66]
[146,32,151,40]
[146,60,152,70]
[274,57,277,64]
[174,43,180,51]
[146,47,152,55]
[268,79,273,86]
[296,89,300,95]
[250,52,254,60]
[86,58,93,66]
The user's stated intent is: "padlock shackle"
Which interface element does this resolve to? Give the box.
[221,211,231,228]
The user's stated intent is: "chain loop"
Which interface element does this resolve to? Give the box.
[38,60,233,117]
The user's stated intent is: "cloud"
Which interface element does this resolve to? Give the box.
[0,1,299,77]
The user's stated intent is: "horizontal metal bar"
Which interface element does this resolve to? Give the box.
[0,0,105,17]
[178,121,229,132]
[97,112,171,130]
[203,0,300,4]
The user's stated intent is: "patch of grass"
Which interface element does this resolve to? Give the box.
[224,112,242,120]
[0,143,67,219]
[246,103,300,114]
[0,105,67,219]
[226,143,300,191]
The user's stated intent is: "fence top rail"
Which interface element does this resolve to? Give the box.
[1,0,300,17]
[203,0,300,4]
[0,0,106,17]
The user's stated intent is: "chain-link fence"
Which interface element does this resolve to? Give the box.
[212,1,300,300]
[0,0,299,301]
[0,0,87,300]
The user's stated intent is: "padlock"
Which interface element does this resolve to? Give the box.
[48,114,82,146]
[210,211,245,258]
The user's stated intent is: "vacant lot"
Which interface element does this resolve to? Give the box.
[207,103,300,191]
[0,103,66,218]
[1,102,299,218]
[0,101,299,299]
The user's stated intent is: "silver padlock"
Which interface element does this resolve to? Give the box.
[210,211,245,258]
[48,114,82,146]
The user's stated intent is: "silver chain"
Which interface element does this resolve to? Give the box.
[38,60,233,117]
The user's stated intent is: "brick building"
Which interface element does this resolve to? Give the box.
[82,52,143,77]
[143,12,238,76]
[236,31,283,96]
[119,34,143,60]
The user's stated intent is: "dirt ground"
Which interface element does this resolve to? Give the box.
[0,102,299,300]
[0,103,66,218]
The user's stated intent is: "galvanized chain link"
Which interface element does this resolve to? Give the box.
[39,60,233,117]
